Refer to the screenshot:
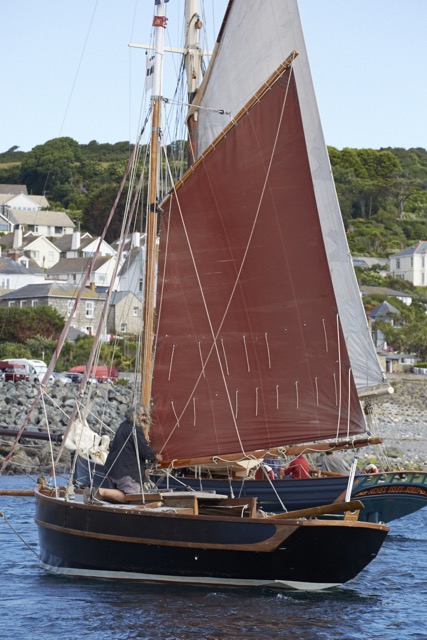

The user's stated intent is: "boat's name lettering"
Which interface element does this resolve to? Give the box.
[357,486,427,497]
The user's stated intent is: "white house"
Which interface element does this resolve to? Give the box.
[389,242,427,286]
[53,231,116,259]
[0,192,50,215]
[116,246,145,295]
[45,255,119,289]
[369,300,401,349]
[0,255,45,293]
[8,210,75,237]
[0,229,61,269]
[360,285,413,306]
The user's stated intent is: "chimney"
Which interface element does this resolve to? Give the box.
[13,224,23,249]
[71,230,81,251]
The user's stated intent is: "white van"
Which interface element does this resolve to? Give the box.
[5,359,48,382]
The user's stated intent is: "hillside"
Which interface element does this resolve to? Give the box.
[1,139,427,252]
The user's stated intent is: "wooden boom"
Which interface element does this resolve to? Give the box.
[159,436,383,469]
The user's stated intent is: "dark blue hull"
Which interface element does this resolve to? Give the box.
[35,487,388,590]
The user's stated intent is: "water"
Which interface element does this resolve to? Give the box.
[1,475,426,640]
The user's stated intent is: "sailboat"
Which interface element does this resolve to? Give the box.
[70,0,427,525]
[31,0,392,590]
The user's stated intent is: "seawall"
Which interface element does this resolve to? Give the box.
[0,375,426,475]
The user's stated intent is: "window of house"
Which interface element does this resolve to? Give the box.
[396,259,400,269]
[411,257,413,267]
[20,300,27,307]
[0,278,10,289]
[48,251,54,261]
[67,300,74,317]
[120,323,128,333]
[139,278,144,292]
[8,301,15,307]
[55,226,63,234]
[86,326,93,335]
[85,301,94,318]
[32,300,39,307]
[33,250,40,260]
[133,306,139,317]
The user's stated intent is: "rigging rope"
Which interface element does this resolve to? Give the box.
[0,512,40,559]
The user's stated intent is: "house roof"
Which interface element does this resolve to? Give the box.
[46,255,112,276]
[0,184,28,195]
[117,246,145,276]
[370,301,400,319]
[52,233,93,252]
[352,256,389,269]
[0,231,59,251]
[0,282,105,301]
[360,285,413,299]
[390,241,427,258]
[109,290,142,305]
[111,234,146,251]
[25,195,50,208]
[0,194,49,209]
[0,257,35,275]
[9,210,75,227]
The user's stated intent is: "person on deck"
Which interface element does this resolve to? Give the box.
[317,450,351,475]
[364,463,379,474]
[84,402,162,504]
[280,454,311,479]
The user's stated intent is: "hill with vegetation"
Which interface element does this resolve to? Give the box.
[1,139,427,361]
[1,139,427,251]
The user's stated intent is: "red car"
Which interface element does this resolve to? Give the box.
[0,361,29,382]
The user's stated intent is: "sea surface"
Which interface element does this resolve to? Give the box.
[0,475,426,640]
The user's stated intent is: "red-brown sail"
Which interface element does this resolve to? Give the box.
[151,64,366,461]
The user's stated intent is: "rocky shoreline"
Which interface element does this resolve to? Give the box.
[0,375,426,475]
[0,380,135,475]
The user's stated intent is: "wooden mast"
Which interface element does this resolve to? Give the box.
[184,0,203,164]
[141,2,166,408]
[141,0,203,407]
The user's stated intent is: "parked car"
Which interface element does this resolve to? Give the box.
[63,372,84,384]
[63,372,97,384]
[51,372,72,384]
[0,361,29,382]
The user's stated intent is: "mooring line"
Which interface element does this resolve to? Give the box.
[0,511,40,559]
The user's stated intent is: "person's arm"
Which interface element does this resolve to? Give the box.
[135,429,157,461]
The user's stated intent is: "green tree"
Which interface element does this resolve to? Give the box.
[0,308,64,344]
[20,137,82,200]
